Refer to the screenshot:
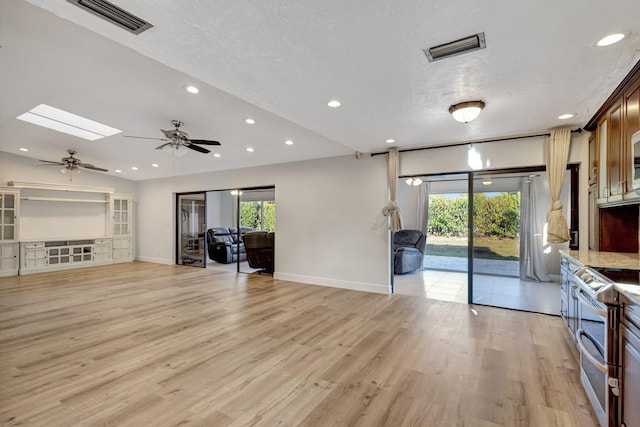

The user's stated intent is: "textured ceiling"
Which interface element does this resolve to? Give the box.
[1,0,640,181]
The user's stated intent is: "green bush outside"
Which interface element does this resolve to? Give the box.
[428,192,520,238]
[240,201,276,232]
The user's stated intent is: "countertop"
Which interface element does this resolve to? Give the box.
[561,249,640,270]
[560,249,640,304]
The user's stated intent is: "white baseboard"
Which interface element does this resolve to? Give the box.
[136,256,173,265]
[274,272,390,294]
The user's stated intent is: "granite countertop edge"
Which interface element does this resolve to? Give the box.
[560,250,640,304]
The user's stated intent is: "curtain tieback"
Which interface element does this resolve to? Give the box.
[382,201,399,217]
[549,200,563,212]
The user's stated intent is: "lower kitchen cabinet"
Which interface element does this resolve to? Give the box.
[620,293,640,427]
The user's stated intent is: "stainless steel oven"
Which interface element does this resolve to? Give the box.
[573,268,619,427]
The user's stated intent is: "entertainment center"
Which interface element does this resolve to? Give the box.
[0,181,133,277]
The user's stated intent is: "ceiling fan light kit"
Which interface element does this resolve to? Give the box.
[449,100,485,123]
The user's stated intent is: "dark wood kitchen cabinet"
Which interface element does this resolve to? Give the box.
[619,293,640,427]
[588,61,640,205]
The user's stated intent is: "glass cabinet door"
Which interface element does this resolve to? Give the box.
[0,193,16,241]
[113,197,130,236]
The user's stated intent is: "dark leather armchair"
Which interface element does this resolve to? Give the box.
[243,231,274,273]
[207,227,248,264]
[394,230,426,274]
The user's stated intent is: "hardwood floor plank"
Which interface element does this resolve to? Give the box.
[0,262,597,426]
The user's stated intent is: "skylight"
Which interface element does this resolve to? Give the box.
[16,104,121,141]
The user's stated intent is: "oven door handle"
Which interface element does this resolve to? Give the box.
[574,287,607,318]
[575,329,608,374]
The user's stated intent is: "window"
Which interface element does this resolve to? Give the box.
[240,201,275,231]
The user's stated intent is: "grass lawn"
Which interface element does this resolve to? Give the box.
[426,235,519,261]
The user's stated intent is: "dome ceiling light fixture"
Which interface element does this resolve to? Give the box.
[449,100,485,123]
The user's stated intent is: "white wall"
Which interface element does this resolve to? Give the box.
[136,155,391,294]
[0,151,138,241]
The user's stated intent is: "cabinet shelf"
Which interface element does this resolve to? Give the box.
[20,196,107,203]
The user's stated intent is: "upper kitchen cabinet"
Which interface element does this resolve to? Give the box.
[587,61,640,205]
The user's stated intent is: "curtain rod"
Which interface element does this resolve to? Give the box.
[370,128,583,157]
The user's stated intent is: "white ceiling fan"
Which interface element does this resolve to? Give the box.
[37,149,108,181]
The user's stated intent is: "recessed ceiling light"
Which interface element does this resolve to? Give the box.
[245,118,255,124]
[185,85,199,94]
[115,169,122,173]
[16,104,121,140]
[152,163,159,167]
[558,113,575,120]
[214,153,221,158]
[385,139,395,144]
[131,166,138,171]
[327,100,341,108]
[597,33,626,46]
[246,147,254,152]
[19,147,29,152]
[482,179,493,186]
[285,139,294,145]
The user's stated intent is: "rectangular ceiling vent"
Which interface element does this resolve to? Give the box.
[67,0,153,35]
[424,32,486,62]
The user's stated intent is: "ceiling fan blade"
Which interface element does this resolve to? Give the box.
[37,159,64,165]
[155,143,171,150]
[189,139,221,146]
[123,135,169,141]
[185,143,210,154]
[79,163,108,172]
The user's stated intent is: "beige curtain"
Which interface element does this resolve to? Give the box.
[382,148,404,231]
[545,129,571,243]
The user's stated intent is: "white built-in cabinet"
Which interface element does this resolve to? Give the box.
[0,190,20,277]
[0,183,134,276]
[111,194,133,263]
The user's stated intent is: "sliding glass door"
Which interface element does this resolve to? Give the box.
[176,192,207,267]
[395,166,575,315]
[238,188,276,274]
[393,173,470,301]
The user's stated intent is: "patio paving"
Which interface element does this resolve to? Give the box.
[423,254,519,277]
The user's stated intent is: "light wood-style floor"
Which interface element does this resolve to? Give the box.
[0,262,597,426]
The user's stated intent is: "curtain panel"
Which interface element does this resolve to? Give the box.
[382,148,404,231]
[545,129,571,243]
[519,179,550,282]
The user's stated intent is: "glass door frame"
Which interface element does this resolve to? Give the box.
[175,191,208,268]
[175,186,276,273]
[395,164,579,307]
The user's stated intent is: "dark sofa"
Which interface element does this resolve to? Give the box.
[393,229,426,274]
[243,231,275,273]
[207,227,252,264]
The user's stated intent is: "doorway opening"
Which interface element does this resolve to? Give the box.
[176,186,276,274]
[393,166,578,315]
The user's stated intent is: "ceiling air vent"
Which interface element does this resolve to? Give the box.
[423,32,486,62]
[67,0,153,35]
